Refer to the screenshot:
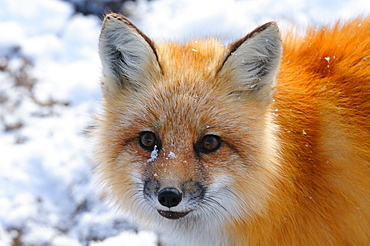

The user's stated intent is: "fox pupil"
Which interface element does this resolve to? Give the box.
[201,135,221,153]
[139,131,157,150]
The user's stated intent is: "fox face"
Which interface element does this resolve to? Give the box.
[95,13,282,243]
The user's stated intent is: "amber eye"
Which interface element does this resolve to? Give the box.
[139,131,157,151]
[199,135,221,153]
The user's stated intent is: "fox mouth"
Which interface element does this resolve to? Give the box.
[158,210,190,220]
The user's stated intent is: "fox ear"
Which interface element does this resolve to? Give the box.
[218,22,282,103]
[99,14,161,95]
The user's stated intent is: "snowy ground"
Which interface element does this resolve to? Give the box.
[1,0,370,245]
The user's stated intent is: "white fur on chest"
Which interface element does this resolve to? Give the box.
[154,219,229,246]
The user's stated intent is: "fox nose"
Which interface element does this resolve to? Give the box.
[158,188,182,208]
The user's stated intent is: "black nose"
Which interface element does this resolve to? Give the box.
[158,188,182,208]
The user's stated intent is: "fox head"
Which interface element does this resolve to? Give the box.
[95,13,282,231]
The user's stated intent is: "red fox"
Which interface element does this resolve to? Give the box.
[93,13,370,245]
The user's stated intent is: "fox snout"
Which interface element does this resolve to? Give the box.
[144,178,206,219]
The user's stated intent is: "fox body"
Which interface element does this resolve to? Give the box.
[94,13,370,245]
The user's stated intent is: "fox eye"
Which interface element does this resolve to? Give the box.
[139,131,157,151]
[199,135,221,153]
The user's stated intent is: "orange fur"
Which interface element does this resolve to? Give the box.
[94,14,370,245]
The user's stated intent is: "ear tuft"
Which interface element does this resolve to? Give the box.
[99,14,161,95]
[218,22,282,103]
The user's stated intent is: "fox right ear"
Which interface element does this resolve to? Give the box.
[99,14,161,95]
[218,22,282,104]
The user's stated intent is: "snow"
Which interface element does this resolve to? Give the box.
[168,151,177,159]
[90,231,157,246]
[148,145,159,162]
[1,0,370,245]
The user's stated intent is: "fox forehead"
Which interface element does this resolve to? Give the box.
[120,40,256,131]
[155,39,227,80]
[119,78,237,137]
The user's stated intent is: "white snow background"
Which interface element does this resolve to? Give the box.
[1,0,370,245]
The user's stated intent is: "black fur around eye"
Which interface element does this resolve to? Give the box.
[198,135,222,153]
[139,131,157,151]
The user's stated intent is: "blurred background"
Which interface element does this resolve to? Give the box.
[1,0,370,245]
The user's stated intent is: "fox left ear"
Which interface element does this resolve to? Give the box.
[99,14,161,95]
[218,22,282,104]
